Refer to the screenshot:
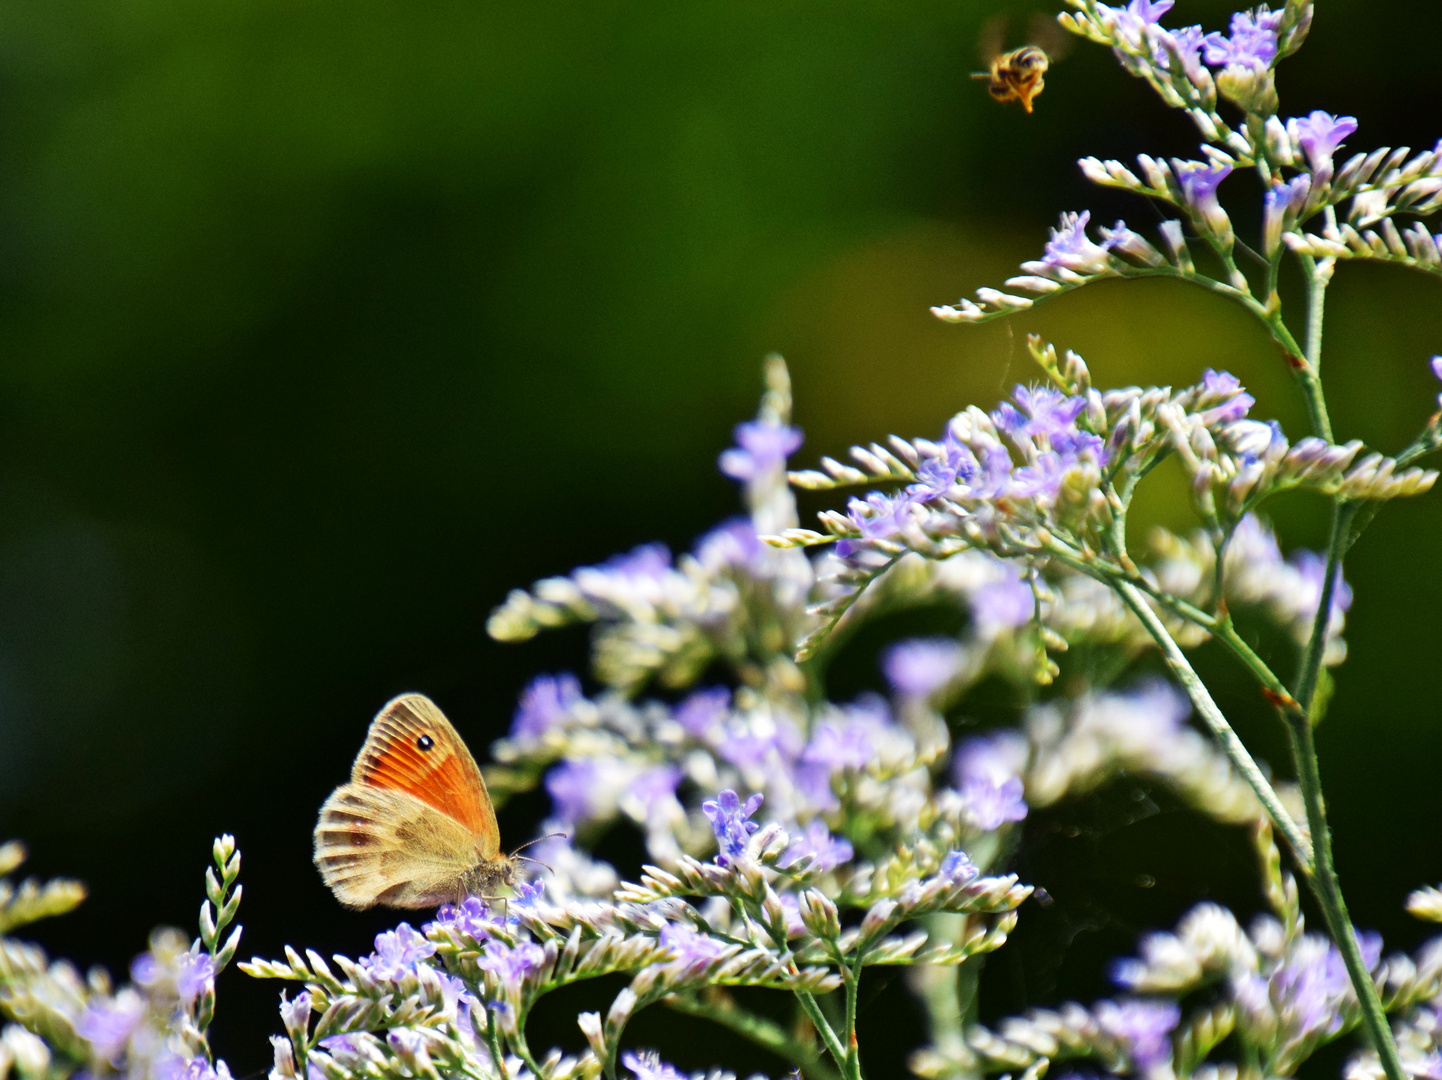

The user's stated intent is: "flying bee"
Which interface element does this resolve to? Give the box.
[972,14,1072,113]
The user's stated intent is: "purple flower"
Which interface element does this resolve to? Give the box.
[695,519,766,572]
[363,923,436,980]
[1262,177,1311,255]
[1287,111,1358,175]
[1040,211,1119,274]
[280,990,312,1034]
[1173,160,1234,242]
[603,543,674,582]
[802,718,875,773]
[1269,935,1355,1039]
[77,993,145,1060]
[1152,24,1209,85]
[908,434,978,502]
[626,765,683,819]
[955,732,1030,831]
[1197,369,1256,424]
[156,1056,233,1080]
[675,687,730,738]
[1289,550,1353,625]
[702,789,764,864]
[971,572,1034,632]
[657,923,733,968]
[622,1050,687,1080]
[175,950,216,1009]
[719,420,804,481]
[993,385,1088,441]
[883,637,964,698]
[1094,999,1180,1071]
[1432,356,1442,382]
[1202,7,1283,69]
[846,490,915,541]
[780,820,855,872]
[939,850,979,884]
[476,939,545,990]
[430,895,497,938]
[545,758,602,824]
[510,673,583,741]
[512,879,545,911]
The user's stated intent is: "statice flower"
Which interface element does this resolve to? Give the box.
[1264,176,1312,255]
[701,789,764,864]
[954,732,1029,832]
[175,950,216,1009]
[1287,111,1358,176]
[1173,159,1235,245]
[938,849,979,885]
[657,923,733,970]
[883,637,964,698]
[1039,211,1120,275]
[1094,999,1181,1072]
[476,938,546,990]
[1202,6,1283,68]
[780,820,854,872]
[77,993,145,1061]
[718,419,803,481]
[622,1050,687,1080]
[510,672,585,741]
[674,686,730,738]
[362,924,436,981]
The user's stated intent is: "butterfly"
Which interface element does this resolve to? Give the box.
[313,693,521,910]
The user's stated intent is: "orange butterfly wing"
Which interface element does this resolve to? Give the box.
[350,693,500,858]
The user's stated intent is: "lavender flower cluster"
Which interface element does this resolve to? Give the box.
[3,4,1440,1080]
[0,837,241,1080]
[934,0,1442,326]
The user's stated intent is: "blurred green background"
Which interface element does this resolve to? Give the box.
[1,0,1439,1075]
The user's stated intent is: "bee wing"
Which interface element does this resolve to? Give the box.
[313,783,478,909]
[1026,12,1075,63]
[977,13,1008,65]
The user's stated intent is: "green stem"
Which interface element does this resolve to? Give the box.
[1110,580,1313,866]
[1279,502,1405,1080]
[486,1011,509,1080]
[664,992,840,1080]
[1303,256,1334,438]
[509,1016,546,1080]
[795,988,849,1072]
[842,964,862,1080]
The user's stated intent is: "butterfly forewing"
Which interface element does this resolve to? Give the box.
[350,693,499,854]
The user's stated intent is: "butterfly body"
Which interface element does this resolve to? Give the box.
[314,693,515,909]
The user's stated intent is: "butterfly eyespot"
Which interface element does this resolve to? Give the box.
[416,734,434,751]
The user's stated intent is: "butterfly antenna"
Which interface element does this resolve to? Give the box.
[509,831,567,858]
[514,855,554,873]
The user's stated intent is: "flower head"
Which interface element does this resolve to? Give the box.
[780,820,854,872]
[1286,111,1358,175]
[883,637,964,698]
[658,923,733,969]
[1095,999,1181,1071]
[955,732,1030,831]
[175,949,216,1009]
[476,938,545,990]
[702,789,764,864]
[674,686,730,738]
[719,420,804,481]
[511,673,584,741]
[363,923,436,980]
[939,849,979,884]
[622,1050,687,1080]
[1173,160,1234,245]
[77,992,145,1061]
[1040,211,1119,275]
[1202,7,1282,69]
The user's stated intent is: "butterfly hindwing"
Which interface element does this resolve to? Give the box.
[349,693,500,855]
[313,783,478,909]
